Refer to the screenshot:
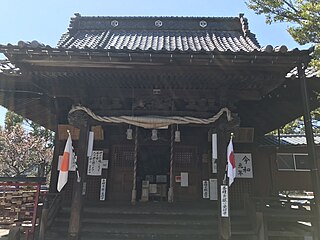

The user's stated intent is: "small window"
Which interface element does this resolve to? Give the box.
[294,154,310,170]
[277,154,294,170]
[277,153,310,171]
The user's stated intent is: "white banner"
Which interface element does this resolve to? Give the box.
[221,185,229,217]
[100,178,107,201]
[87,151,103,176]
[212,133,217,160]
[181,172,188,187]
[87,131,94,157]
[202,180,209,199]
[235,153,253,178]
[209,179,218,201]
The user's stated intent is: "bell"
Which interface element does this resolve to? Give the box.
[126,128,133,140]
[174,130,180,142]
[151,129,158,141]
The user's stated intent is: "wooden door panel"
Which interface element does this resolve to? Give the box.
[108,145,134,201]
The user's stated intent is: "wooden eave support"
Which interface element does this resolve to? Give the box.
[17,56,308,71]
[1,46,311,70]
[49,88,262,101]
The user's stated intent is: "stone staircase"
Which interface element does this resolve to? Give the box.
[46,201,256,240]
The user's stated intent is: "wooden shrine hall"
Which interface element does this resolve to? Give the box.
[0,14,320,240]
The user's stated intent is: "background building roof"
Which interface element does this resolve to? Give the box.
[259,134,320,146]
[0,60,21,76]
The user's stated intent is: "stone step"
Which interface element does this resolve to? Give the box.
[46,231,258,240]
[60,206,220,216]
[47,231,218,240]
[55,212,252,230]
[55,216,217,226]
[82,211,217,220]
[50,221,254,237]
[50,222,217,234]
[46,203,256,240]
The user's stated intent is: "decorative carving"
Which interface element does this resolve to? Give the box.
[224,113,240,131]
[133,96,172,111]
[155,20,163,28]
[111,20,119,27]
[199,20,207,28]
[68,108,89,128]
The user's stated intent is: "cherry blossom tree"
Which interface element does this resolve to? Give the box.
[0,112,53,177]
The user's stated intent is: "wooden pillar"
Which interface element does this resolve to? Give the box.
[39,198,49,240]
[298,63,320,240]
[217,120,231,240]
[49,98,61,193]
[131,127,138,205]
[68,116,90,240]
[49,129,61,193]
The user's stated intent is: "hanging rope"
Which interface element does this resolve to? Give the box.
[131,127,138,205]
[168,126,174,203]
[69,105,233,129]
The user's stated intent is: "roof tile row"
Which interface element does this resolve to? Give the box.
[58,30,259,52]
[54,15,261,53]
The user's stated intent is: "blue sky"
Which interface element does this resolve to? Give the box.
[0,0,310,127]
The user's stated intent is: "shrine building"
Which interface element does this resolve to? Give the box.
[0,13,320,240]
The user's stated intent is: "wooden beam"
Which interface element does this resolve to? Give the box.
[49,87,262,101]
[14,50,308,71]
[49,99,62,193]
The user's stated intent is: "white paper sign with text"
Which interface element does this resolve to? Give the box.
[100,178,107,201]
[235,153,253,178]
[221,185,229,217]
[87,151,103,176]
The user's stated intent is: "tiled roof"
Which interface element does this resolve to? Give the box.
[259,135,320,146]
[55,13,262,52]
[0,60,21,75]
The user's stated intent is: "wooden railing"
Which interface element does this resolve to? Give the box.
[246,195,316,239]
[0,177,46,240]
[253,195,315,214]
[38,193,61,240]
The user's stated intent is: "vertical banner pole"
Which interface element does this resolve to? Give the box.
[131,126,138,205]
[168,126,174,203]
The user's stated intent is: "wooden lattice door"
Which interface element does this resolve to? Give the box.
[108,145,134,201]
[173,146,201,201]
